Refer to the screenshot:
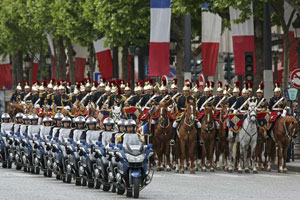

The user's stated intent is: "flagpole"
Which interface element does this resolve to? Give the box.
[184,14,192,81]
[263,2,273,100]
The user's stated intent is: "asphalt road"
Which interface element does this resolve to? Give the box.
[0,167,299,200]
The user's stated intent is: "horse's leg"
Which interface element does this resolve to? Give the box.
[252,141,258,173]
[238,143,244,173]
[228,140,234,173]
[174,141,180,173]
[244,145,250,173]
[201,141,206,172]
[209,138,215,172]
[283,141,289,173]
[189,138,196,174]
[277,142,283,173]
[165,137,171,172]
[215,140,220,170]
[180,140,185,173]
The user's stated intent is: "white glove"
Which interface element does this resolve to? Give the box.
[233,110,238,114]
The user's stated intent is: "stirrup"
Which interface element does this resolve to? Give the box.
[170,139,175,146]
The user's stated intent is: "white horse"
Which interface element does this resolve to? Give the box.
[238,100,258,173]
[111,105,122,131]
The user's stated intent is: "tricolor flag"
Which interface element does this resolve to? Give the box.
[46,34,56,78]
[32,55,40,83]
[0,55,12,89]
[149,0,171,76]
[93,38,113,79]
[279,1,298,81]
[73,43,87,82]
[138,123,149,135]
[201,4,222,76]
[229,5,256,75]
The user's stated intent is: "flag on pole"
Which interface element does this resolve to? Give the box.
[0,55,12,89]
[202,4,222,76]
[93,38,113,79]
[229,5,256,75]
[73,43,87,82]
[149,0,171,76]
[32,55,40,83]
[46,34,56,78]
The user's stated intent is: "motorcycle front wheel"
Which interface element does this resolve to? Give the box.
[133,177,140,198]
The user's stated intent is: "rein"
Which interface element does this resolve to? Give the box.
[242,114,257,146]
[159,107,170,129]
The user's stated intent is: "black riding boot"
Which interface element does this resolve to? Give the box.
[151,124,155,135]
[172,128,177,142]
[267,122,275,139]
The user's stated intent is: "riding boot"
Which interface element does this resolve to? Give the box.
[197,128,203,145]
[151,124,155,135]
[170,128,177,145]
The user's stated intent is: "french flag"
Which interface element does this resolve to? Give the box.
[73,43,87,82]
[149,0,171,76]
[32,55,40,83]
[229,5,256,75]
[93,38,113,79]
[0,55,12,89]
[201,4,222,76]
[138,123,149,135]
[46,34,56,78]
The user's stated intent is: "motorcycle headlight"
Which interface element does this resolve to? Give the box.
[125,153,145,163]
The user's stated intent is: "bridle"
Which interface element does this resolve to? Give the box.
[184,105,195,127]
[159,106,170,129]
[204,107,215,132]
[283,119,297,140]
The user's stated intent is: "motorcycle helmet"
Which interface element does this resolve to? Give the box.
[16,113,24,119]
[54,113,64,120]
[30,114,39,125]
[117,119,126,132]
[62,116,72,128]
[86,117,97,130]
[42,117,53,126]
[125,119,136,132]
[1,113,11,122]
[23,113,30,120]
[103,117,114,126]
[75,116,85,129]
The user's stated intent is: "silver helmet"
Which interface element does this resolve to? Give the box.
[30,114,39,121]
[75,116,85,124]
[62,116,72,123]
[86,117,97,125]
[54,113,64,120]
[22,114,30,120]
[1,113,10,120]
[117,119,126,127]
[103,117,114,126]
[125,119,136,127]
[16,113,24,119]
[42,117,53,123]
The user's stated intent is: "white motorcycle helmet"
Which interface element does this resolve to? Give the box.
[1,113,11,122]
[42,117,53,125]
[125,119,136,132]
[62,116,72,128]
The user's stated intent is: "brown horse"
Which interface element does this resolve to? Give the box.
[153,102,173,171]
[7,102,24,117]
[255,127,267,170]
[201,105,217,172]
[215,104,229,170]
[273,115,298,172]
[177,102,197,174]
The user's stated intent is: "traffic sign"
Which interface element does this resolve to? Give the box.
[199,74,204,91]
[93,72,101,82]
[290,69,300,88]
[288,88,298,101]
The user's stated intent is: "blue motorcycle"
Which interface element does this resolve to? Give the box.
[114,134,154,198]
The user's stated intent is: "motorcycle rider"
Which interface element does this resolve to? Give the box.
[0,113,13,168]
[116,119,144,144]
[13,113,24,134]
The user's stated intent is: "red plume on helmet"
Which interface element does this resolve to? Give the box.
[235,81,240,88]
[210,81,214,88]
[138,80,144,87]
[93,81,98,88]
[275,81,280,88]
[259,81,264,90]
[173,78,178,85]
[218,81,222,88]
[161,75,168,86]
[205,80,210,88]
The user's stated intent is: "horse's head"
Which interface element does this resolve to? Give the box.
[285,116,299,139]
[112,106,121,120]
[248,99,257,122]
[184,102,196,125]
[220,103,228,122]
[158,102,169,127]
[204,105,214,123]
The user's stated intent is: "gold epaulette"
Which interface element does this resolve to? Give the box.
[136,132,145,143]
[46,94,50,100]
[52,95,54,100]
[39,93,43,98]
[69,95,72,101]
[116,132,125,143]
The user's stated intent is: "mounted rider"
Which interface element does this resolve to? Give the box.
[171,80,201,144]
[10,82,24,103]
[233,83,250,113]
[255,82,268,111]
[227,82,240,113]
[267,81,287,138]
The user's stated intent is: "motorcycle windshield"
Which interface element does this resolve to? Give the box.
[123,134,144,156]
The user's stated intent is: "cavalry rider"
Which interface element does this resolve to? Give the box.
[83,81,98,106]
[97,83,112,109]
[170,78,178,97]
[109,83,126,108]
[234,84,250,113]
[267,81,287,138]
[134,81,143,98]
[23,81,31,101]
[93,78,106,105]
[228,82,240,112]
[192,81,201,101]
[197,81,214,111]
[10,82,24,103]
[171,80,201,144]
[54,84,71,110]
[25,83,40,105]
[124,83,140,107]
[46,80,56,107]
[213,82,226,129]
[139,80,153,108]
[255,82,268,111]
[70,84,80,104]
